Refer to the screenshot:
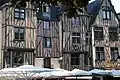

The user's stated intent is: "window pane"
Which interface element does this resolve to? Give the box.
[72,37,76,43]
[14,28,19,32]
[15,33,19,39]
[14,8,25,19]
[76,17,79,25]
[107,11,110,19]
[43,37,52,48]
[20,33,24,39]
[103,10,106,19]
[47,38,51,47]
[94,27,103,40]
[72,17,75,24]
[15,8,19,11]
[20,9,25,12]
[95,47,105,60]
[109,28,118,41]
[46,6,50,12]
[43,21,50,29]
[15,13,19,18]
[110,47,118,60]
[77,37,80,43]
[20,13,25,19]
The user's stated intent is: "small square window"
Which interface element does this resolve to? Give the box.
[14,8,25,19]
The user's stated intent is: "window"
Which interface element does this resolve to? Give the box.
[72,17,79,25]
[110,47,118,60]
[43,6,50,12]
[95,47,105,61]
[103,10,111,20]
[72,32,80,44]
[14,27,25,40]
[94,27,103,40]
[43,37,52,48]
[44,57,51,68]
[71,53,80,65]
[43,21,50,29]
[14,8,25,19]
[13,52,23,67]
[109,27,118,41]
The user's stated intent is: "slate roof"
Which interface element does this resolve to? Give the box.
[87,0,103,26]
[87,0,120,27]
[88,0,101,15]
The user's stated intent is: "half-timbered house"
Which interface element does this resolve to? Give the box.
[88,0,120,69]
[0,2,36,68]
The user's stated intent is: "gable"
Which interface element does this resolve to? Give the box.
[88,0,119,27]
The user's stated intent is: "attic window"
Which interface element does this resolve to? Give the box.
[103,10,111,20]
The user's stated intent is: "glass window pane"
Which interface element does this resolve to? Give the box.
[20,9,25,12]
[20,13,25,19]
[15,33,19,39]
[15,8,19,11]
[15,13,19,18]
[19,28,24,33]
[72,17,75,24]
[14,28,19,32]
[43,21,50,29]
[47,38,51,47]
[107,11,110,19]
[46,6,50,12]
[103,10,106,19]
[76,17,79,25]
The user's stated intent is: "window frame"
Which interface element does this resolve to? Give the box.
[72,32,81,44]
[43,37,52,48]
[95,47,105,61]
[43,21,50,29]
[72,17,80,25]
[14,27,25,40]
[109,27,118,41]
[110,47,118,61]
[103,10,111,20]
[94,27,103,40]
[14,8,25,20]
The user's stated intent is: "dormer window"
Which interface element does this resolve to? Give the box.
[103,10,111,20]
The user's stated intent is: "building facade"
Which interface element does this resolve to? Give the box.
[35,4,91,70]
[0,2,36,68]
[88,0,120,69]
[62,9,91,70]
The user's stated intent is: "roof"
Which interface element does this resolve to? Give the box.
[87,0,120,27]
[87,0,101,15]
[87,0,103,26]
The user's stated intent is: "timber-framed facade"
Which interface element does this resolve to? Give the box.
[0,2,36,68]
[89,0,120,69]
